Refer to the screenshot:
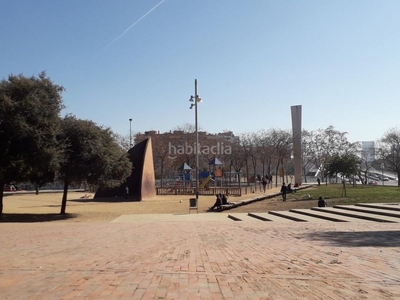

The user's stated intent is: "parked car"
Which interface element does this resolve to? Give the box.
[378,175,389,181]
[368,173,380,180]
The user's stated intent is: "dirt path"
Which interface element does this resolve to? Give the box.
[1,186,339,222]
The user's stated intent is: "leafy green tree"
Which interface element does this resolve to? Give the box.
[0,72,64,214]
[325,153,361,196]
[58,115,132,214]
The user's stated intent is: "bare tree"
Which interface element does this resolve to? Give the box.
[307,126,357,183]
[301,130,316,183]
[240,133,256,184]
[229,139,245,185]
[113,133,132,152]
[255,130,274,178]
[377,128,400,186]
[359,143,375,184]
[152,138,170,186]
[173,122,198,133]
[270,129,292,186]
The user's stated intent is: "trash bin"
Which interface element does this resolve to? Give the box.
[189,198,198,214]
[189,198,197,208]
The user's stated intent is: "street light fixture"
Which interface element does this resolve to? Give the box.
[189,79,202,203]
[129,118,132,148]
[381,162,385,186]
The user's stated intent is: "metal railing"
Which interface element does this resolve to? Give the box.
[156,187,244,196]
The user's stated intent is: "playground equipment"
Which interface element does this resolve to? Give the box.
[199,174,213,189]
[209,157,223,187]
[172,162,192,188]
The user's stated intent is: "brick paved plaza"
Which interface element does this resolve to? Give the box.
[1,216,400,299]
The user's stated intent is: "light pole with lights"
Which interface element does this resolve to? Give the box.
[189,79,202,202]
[129,118,132,148]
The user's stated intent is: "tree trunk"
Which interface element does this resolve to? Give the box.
[341,180,347,197]
[302,165,308,183]
[238,171,242,195]
[245,162,249,185]
[0,180,4,215]
[35,184,39,195]
[160,165,164,187]
[262,162,265,178]
[60,180,69,214]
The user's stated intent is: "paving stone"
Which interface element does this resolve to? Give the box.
[1,216,400,299]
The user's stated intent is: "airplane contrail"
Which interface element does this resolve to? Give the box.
[102,0,166,52]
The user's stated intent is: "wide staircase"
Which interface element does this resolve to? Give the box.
[226,203,400,223]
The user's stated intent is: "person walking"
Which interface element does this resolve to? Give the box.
[262,177,267,193]
[124,186,129,199]
[280,182,287,202]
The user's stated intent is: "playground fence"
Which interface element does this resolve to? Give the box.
[156,187,245,196]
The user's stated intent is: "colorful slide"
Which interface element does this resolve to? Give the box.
[199,175,212,189]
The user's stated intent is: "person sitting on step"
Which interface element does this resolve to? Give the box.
[209,194,222,210]
[287,183,296,194]
[318,196,327,207]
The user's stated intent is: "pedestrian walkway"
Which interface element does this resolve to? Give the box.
[1,214,400,299]
[111,202,400,224]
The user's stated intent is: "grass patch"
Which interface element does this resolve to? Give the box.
[293,184,400,205]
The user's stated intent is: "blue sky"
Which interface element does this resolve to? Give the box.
[1,0,399,143]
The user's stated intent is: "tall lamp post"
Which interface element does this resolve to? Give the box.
[381,162,385,186]
[189,79,202,202]
[129,118,132,148]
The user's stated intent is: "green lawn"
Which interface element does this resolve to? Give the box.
[295,183,400,205]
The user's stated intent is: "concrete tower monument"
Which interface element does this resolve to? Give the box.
[291,105,302,185]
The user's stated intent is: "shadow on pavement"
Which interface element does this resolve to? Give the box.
[307,230,400,247]
[0,213,77,223]
[69,197,140,203]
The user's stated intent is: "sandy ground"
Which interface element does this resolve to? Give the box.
[1,186,339,222]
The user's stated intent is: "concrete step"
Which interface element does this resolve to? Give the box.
[333,205,400,218]
[247,212,293,222]
[227,213,264,222]
[278,209,332,223]
[355,203,400,212]
[270,210,332,222]
[268,211,309,222]
[112,214,233,222]
[290,208,354,222]
[311,207,398,223]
